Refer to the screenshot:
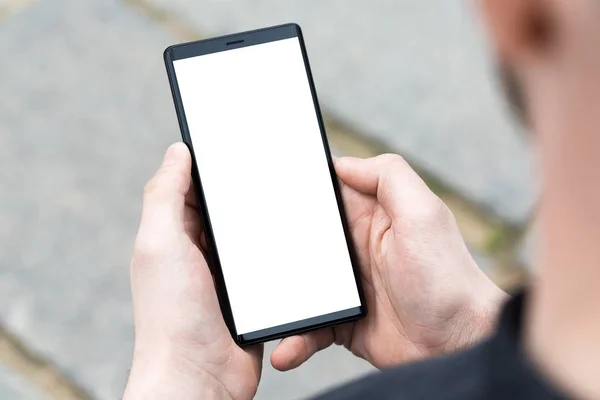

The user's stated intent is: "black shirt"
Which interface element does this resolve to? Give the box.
[313,293,572,399]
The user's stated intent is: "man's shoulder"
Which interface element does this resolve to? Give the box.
[313,343,490,400]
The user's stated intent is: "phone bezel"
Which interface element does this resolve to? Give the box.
[163,23,367,346]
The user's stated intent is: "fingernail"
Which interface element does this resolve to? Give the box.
[162,143,186,166]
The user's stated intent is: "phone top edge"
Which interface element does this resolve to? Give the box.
[163,45,174,63]
[165,23,301,61]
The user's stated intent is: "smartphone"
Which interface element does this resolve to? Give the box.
[163,23,366,346]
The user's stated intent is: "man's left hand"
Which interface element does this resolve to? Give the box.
[124,143,262,400]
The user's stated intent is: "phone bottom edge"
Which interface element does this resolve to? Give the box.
[235,305,366,346]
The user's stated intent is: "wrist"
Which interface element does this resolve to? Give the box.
[124,346,234,400]
[449,280,508,353]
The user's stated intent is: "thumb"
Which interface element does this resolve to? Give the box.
[270,330,334,371]
[335,154,433,218]
[140,142,192,233]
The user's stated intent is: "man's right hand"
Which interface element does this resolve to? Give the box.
[271,154,508,371]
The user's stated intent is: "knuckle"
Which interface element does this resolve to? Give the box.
[414,195,453,226]
[143,168,187,200]
[143,175,161,199]
[131,234,166,273]
[376,153,455,226]
[379,153,408,169]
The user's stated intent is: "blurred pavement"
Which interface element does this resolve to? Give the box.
[145,0,535,223]
[0,363,48,400]
[0,0,533,399]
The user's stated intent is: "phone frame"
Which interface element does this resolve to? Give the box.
[163,23,367,346]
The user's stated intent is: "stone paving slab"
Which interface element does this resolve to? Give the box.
[0,363,47,400]
[143,0,536,224]
[0,1,169,397]
[0,0,26,10]
[0,0,373,398]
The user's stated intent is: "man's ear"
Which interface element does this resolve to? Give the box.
[479,0,557,64]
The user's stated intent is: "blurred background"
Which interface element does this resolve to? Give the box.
[0,0,536,399]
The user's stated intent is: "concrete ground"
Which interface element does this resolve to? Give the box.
[0,0,532,398]
[0,364,48,400]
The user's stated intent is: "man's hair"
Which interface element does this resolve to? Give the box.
[498,64,528,125]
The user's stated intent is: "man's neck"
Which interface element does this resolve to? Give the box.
[526,82,600,399]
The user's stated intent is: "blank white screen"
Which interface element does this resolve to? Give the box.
[173,37,361,335]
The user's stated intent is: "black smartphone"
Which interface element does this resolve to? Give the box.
[163,23,366,346]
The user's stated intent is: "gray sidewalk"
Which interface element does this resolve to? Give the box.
[0,364,47,400]
[0,0,531,398]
